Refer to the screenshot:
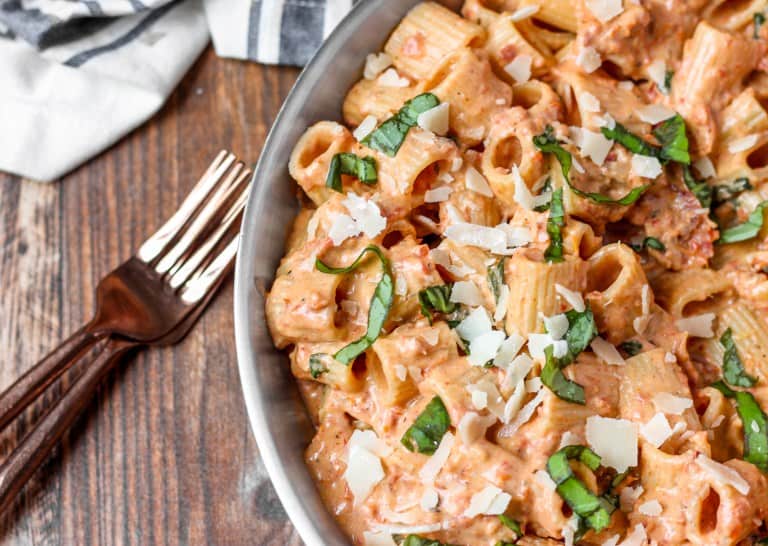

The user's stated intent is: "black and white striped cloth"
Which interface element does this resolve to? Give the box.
[0,0,355,181]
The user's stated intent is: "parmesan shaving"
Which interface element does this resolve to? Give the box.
[424,186,453,203]
[636,104,675,124]
[653,393,693,415]
[417,103,450,136]
[494,285,510,322]
[505,55,532,83]
[465,166,494,197]
[576,46,602,73]
[363,52,393,80]
[450,281,483,306]
[578,91,601,113]
[509,4,539,21]
[586,416,638,472]
[631,154,663,179]
[499,388,546,437]
[468,330,506,367]
[419,432,455,484]
[693,157,716,179]
[728,134,758,154]
[640,412,673,447]
[353,115,378,142]
[696,454,750,495]
[555,283,586,312]
[464,486,511,517]
[675,312,716,338]
[638,500,662,516]
[579,129,613,166]
[590,337,625,365]
[585,0,623,22]
[378,68,410,87]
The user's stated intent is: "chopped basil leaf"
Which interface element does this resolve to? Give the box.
[611,469,631,488]
[544,188,565,263]
[533,177,553,212]
[720,328,758,388]
[662,70,674,95]
[602,114,690,166]
[712,381,768,471]
[534,126,648,205]
[718,201,768,244]
[713,177,752,207]
[488,258,506,303]
[652,114,690,164]
[600,123,658,157]
[541,307,597,404]
[683,165,713,208]
[401,396,451,455]
[308,353,329,379]
[755,12,766,39]
[401,536,453,546]
[630,236,666,253]
[316,245,393,365]
[542,345,586,405]
[363,93,440,156]
[546,446,616,534]
[562,307,599,365]
[418,285,456,324]
[619,340,643,357]
[498,515,522,537]
[326,152,378,192]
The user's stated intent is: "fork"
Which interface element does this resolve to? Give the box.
[0,150,251,513]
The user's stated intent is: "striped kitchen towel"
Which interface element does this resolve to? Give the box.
[0,0,355,182]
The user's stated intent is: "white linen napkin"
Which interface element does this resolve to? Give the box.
[0,0,354,182]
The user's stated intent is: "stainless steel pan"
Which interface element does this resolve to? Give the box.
[234,2,462,544]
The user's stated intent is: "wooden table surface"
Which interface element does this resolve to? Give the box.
[0,47,303,546]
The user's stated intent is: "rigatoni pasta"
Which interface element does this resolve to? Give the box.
[265,2,768,545]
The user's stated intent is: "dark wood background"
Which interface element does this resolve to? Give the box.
[0,47,303,545]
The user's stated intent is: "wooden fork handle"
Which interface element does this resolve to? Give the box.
[0,336,137,515]
[0,326,109,432]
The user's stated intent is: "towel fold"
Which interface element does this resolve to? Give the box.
[0,0,355,182]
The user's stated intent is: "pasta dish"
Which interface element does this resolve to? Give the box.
[265,1,768,544]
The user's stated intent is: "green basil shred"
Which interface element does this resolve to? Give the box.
[400,536,453,546]
[544,188,565,263]
[602,114,690,165]
[713,177,752,207]
[316,245,393,365]
[755,12,766,39]
[712,381,768,471]
[308,354,329,378]
[682,165,713,208]
[720,328,758,387]
[363,93,440,156]
[326,152,377,192]
[541,307,598,404]
[418,285,456,324]
[498,515,522,537]
[663,70,674,94]
[619,340,643,357]
[546,445,616,534]
[401,396,450,455]
[631,237,666,253]
[533,126,648,205]
[718,201,768,244]
[488,259,506,302]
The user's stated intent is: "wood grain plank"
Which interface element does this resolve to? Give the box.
[0,47,303,545]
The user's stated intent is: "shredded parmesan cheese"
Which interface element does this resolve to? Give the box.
[419,432,455,484]
[640,412,673,447]
[378,68,410,87]
[505,55,533,83]
[590,337,625,365]
[576,46,602,73]
[675,313,716,338]
[636,104,675,124]
[353,115,378,141]
[417,103,450,136]
[696,454,750,495]
[631,154,663,179]
[509,4,539,21]
[653,393,693,415]
[363,52,393,80]
[586,416,638,472]
[555,283,586,312]
[465,166,494,197]
[585,0,623,22]
[728,134,758,153]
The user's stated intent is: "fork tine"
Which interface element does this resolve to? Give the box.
[137,151,235,263]
[154,161,248,275]
[180,234,240,304]
[168,174,251,289]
